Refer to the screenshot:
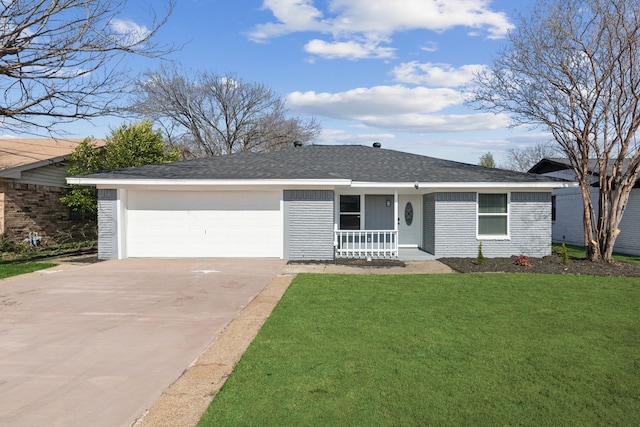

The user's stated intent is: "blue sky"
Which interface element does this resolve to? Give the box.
[52,0,553,164]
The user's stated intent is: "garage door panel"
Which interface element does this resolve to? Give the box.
[126,191,282,258]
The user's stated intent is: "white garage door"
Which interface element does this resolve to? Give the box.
[125,190,282,258]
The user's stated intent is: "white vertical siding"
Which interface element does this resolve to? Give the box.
[613,188,640,256]
[552,186,639,255]
[551,187,590,247]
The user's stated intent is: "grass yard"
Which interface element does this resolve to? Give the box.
[199,273,640,427]
[0,261,57,279]
[553,243,640,264]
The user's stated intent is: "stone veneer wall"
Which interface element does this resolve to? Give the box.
[0,181,96,244]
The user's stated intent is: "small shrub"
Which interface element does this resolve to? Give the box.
[477,243,485,265]
[560,243,569,266]
[0,234,16,252]
[514,255,531,267]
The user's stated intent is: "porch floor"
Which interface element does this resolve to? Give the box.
[398,248,437,261]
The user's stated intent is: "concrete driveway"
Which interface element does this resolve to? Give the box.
[0,258,286,427]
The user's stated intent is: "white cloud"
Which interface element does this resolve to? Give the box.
[288,85,463,117]
[249,0,328,42]
[287,85,509,132]
[325,0,512,37]
[318,128,396,144]
[110,19,149,45]
[366,112,510,133]
[420,41,439,52]
[392,62,486,87]
[304,39,395,59]
[249,0,514,58]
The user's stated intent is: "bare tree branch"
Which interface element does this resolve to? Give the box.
[0,0,174,134]
[470,0,640,262]
[502,142,561,172]
[129,66,322,157]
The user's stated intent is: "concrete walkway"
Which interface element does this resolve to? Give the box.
[281,260,453,275]
[0,258,285,427]
[133,259,454,427]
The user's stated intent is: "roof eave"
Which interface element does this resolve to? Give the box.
[350,181,577,188]
[66,177,353,187]
[67,177,577,189]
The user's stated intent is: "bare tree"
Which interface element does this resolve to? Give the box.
[129,67,321,157]
[471,0,640,262]
[502,142,560,172]
[0,0,173,134]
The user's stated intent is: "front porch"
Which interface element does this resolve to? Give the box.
[398,247,437,261]
[333,230,436,260]
[334,191,426,260]
[334,229,398,259]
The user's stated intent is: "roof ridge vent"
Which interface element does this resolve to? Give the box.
[372,142,381,148]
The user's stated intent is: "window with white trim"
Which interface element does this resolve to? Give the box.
[478,193,508,237]
[339,195,361,230]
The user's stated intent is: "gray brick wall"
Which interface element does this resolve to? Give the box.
[423,193,435,254]
[97,189,118,260]
[432,191,552,258]
[433,192,477,257]
[284,190,334,260]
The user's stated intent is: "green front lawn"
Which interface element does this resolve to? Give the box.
[0,261,57,279]
[553,243,640,264]
[199,273,640,426]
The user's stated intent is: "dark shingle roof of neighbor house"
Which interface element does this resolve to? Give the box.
[529,157,639,187]
[80,144,569,184]
[529,157,637,176]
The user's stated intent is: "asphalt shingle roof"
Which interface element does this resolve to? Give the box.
[81,144,568,184]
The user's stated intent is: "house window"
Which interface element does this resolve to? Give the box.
[478,193,508,237]
[551,195,556,221]
[339,195,361,230]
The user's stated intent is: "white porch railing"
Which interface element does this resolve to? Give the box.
[334,230,398,259]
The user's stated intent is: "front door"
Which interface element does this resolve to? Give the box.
[398,195,422,247]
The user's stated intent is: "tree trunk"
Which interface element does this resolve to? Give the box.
[600,183,635,262]
[579,182,601,261]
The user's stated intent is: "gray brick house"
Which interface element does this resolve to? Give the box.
[68,144,572,260]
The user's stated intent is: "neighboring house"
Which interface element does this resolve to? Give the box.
[0,138,102,244]
[529,158,640,256]
[68,144,572,261]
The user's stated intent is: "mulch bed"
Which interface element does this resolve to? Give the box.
[439,255,640,276]
[290,254,640,276]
